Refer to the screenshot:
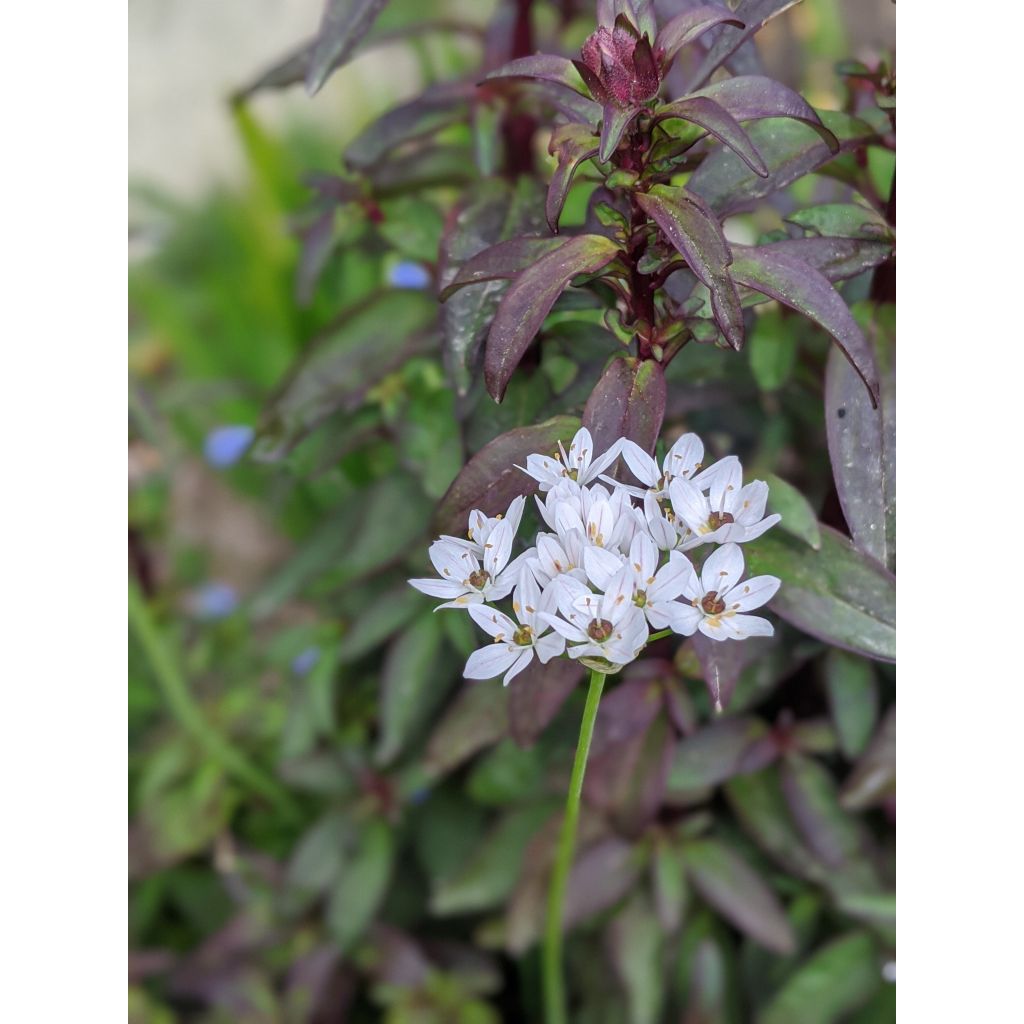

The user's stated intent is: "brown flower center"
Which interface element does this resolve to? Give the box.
[587,618,614,642]
[513,625,534,647]
[706,511,735,531]
[634,590,647,608]
[701,591,726,616]
[468,569,491,590]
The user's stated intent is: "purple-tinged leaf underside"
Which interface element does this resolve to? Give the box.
[439,236,568,301]
[754,237,893,283]
[528,81,602,127]
[507,659,584,748]
[655,5,746,67]
[687,111,878,216]
[654,95,768,176]
[786,202,891,239]
[729,245,879,403]
[825,305,895,570]
[433,416,581,537]
[484,54,590,97]
[547,123,600,232]
[485,234,622,401]
[840,709,895,811]
[306,0,390,95]
[636,185,743,349]
[582,356,666,456]
[600,103,641,162]
[690,632,780,712]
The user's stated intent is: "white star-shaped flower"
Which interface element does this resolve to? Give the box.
[609,433,706,499]
[464,571,566,685]
[521,427,623,492]
[442,495,526,556]
[408,520,517,609]
[674,543,781,640]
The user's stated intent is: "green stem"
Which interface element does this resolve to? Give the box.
[646,627,672,644]
[128,578,300,818]
[543,667,606,1024]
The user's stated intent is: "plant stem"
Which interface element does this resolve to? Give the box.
[128,578,300,819]
[543,667,606,1024]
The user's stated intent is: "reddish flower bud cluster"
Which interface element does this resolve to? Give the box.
[576,21,660,108]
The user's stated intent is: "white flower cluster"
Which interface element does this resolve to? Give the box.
[409,429,782,685]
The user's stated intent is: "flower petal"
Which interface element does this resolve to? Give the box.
[669,478,710,534]
[721,613,775,638]
[468,603,517,639]
[535,631,567,663]
[619,439,660,488]
[429,539,475,582]
[668,603,702,636]
[514,570,543,629]
[726,575,781,612]
[647,549,690,601]
[483,519,514,577]
[630,531,659,586]
[585,437,625,483]
[601,565,635,624]
[465,643,521,679]
[503,648,535,686]
[504,494,527,536]
[735,480,769,524]
[664,432,704,481]
[671,551,702,602]
[435,593,486,610]
[697,617,733,641]
[700,542,745,596]
[568,427,595,476]
[538,611,588,642]
[584,544,624,591]
[408,578,466,599]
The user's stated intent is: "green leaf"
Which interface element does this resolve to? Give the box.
[651,839,689,932]
[434,415,580,537]
[683,838,796,954]
[466,739,545,805]
[377,196,444,263]
[440,236,568,300]
[786,203,892,241]
[765,474,821,550]
[744,525,895,663]
[431,803,556,915]
[840,709,895,811]
[425,681,509,777]
[758,932,880,1024]
[337,585,423,665]
[284,810,352,906]
[748,305,797,391]
[582,356,667,457]
[376,615,448,766]
[305,0,389,95]
[607,892,664,1024]
[485,234,621,400]
[326,819,394,952]
[823,650,877,758]
[654,96,768,176]
[546,123,599,232]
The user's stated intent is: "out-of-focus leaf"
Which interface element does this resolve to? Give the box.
[688,112,878,216]
[326,819,394,952]
[439,178,546,396]
[376,614,447,766]
[656,6,745,66]
[787,203,892,240]
[425,681,509,776]
[507,658,584,747]
[655,97,768,176]
[337,585,423,664]
[840,709,895,811]
[284,810,352,905]
[690,632,780,712]
[583,356,667,456]
[667,716,774,797]
[749,237,893,283]
[731,246,879,404]
[486,234,621,400]
[434,415,580,536]
[681,938,730,1024]
[484,54,590,95]
[748,305,796,391]
[606,892,663,1024]
[547,123,600,232]
[345,83,473,169]
[305,0,389,95]
[744,526,895,663]
[254,290,436,460]
[693,75,838,149]
[766,473,821,549]
[823,650,877,759]
[758,932,880,1024]
[377,195,444,263]
[637,185,743,349]
[652,839,689,932]
[370,141,476,193]
[440,236,567,299]
[685,0,811,91]
[466,739,545,805]
[432,803,556,916]
[683,838,795,953]
[825,303,895,570]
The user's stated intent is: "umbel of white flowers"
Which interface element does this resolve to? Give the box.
[409,429,782,686]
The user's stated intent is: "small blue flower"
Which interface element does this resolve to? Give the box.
[388,261,431,290]
[204,425,254,468]
[409,787,432,806]
[291,646,321,677]
[193,581,238,621]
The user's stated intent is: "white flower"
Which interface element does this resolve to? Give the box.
[622,533,699,633]
[611,433,706,499]
[536,479,584,531]
[541,567,650,666]
[675,543,781,641]
[530,530,589,586]
[409,520,517,609]
[668,457,781,548]
[521,427,622,492]
[464,572,566,685]
[442,495,526,556]
[554,483,639,553]
[642,491,696,552]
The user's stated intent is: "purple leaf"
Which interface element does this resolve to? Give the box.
[685,0,804,92]
[823,650,878,759]
[689,632,780,714]
[666,715,776,798]
[528,80,603,127]
[439,236,567,301]
[692,75,838,150]
[840,709,895,811]
[683,838,796,953]
[655,5,745,66]
[636,185,743,349]
[825,305,895,570]
[756,236,893,283]
[433,415,581,536]
[547,123,600,232]
[507,657,584,748]
[688,111,878,215]
[730,245,880,403]
[654,95,768,176]
[485,234,621,401]
[424,681,509,776]
[744,526,895,663]
[599,102,641,162]
[306,0,390,95]
[484,54,590,96]
[583,356,667,456]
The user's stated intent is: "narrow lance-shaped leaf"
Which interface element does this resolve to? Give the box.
[440,236,567,300]
[825,304,895,569]
[637,185,743,349]
[765,473,821,550]
[755,236,893,283]
[730,245,880,404]
[786,203,891,240]
[599,103,641,163]
[507,658,584,748]
[483,55,590,96]
[823,649,878,760]
[654,96,768,177]
[744,525,895,663]
[840,708,895,811]
[433,415,581,536]
[485,234,621,401]
[547,123,599,232]
[306,0,390,95]
[655,5,745,67]
[583,356,666,456]
[692,75,839,150]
